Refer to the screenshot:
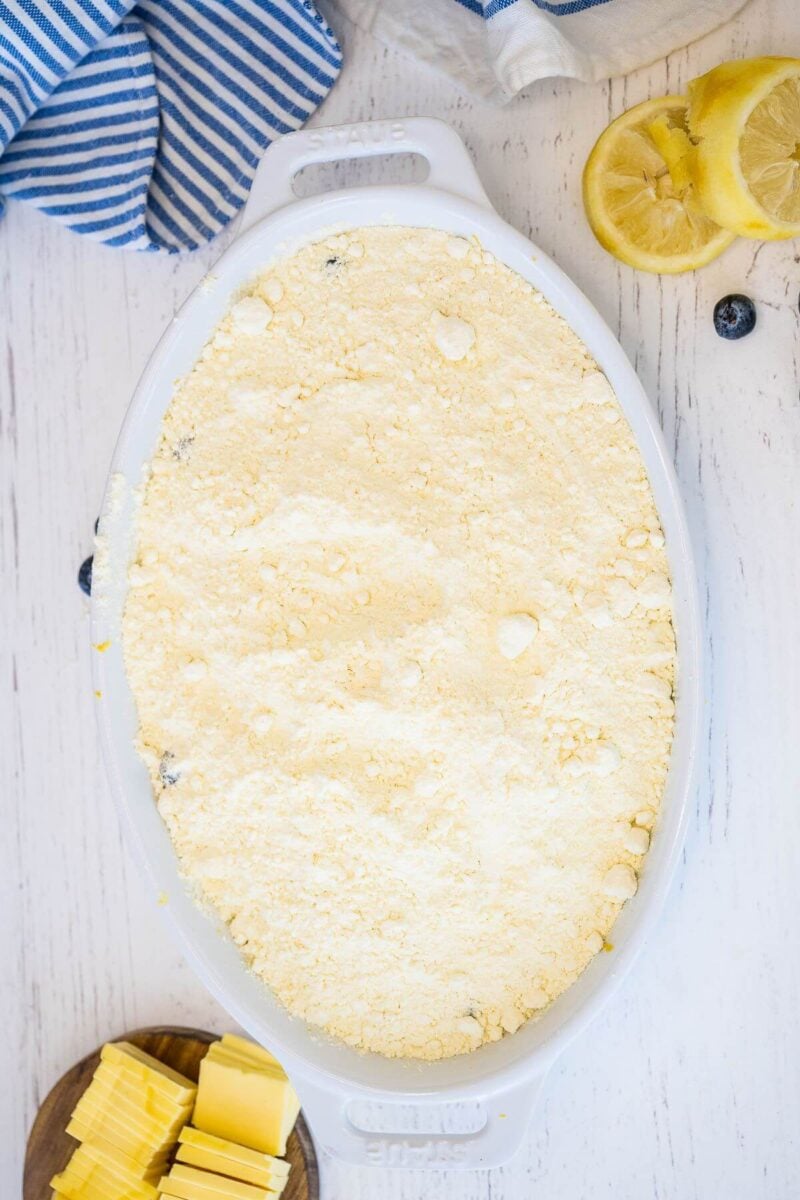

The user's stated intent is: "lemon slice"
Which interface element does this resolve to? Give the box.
[583,96,735,274]
[688,56,800,239]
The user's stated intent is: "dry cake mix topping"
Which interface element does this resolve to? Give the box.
[123,226,675,1060]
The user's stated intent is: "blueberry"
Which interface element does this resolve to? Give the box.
[713,294,756,340]
[159,751,180,787]
[78,555,93,596]
[172,435,194,462]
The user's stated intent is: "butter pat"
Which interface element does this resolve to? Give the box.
[176,1130,289,1191]
[84,1069,192,1124]
[94,1060,193,1110]
[72,1090,187,1146]
[158,1164,277,1200]
[175,1143,286,1191]
[69,1041,195,1168]
[54,1041,198,1200]
[65,1119,169,1172]
[100,1042,196,1105]
[193,1043,299,1156]
[51,1143,158,1200]
[62,1126,168,1181]
[63,1142,160,1191]
[178,1126,290,1177]
[53,1173,153,1200]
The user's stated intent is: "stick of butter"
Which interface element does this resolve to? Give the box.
[192,1041,300,1156]
[158,1163,278,1200]
[175,1142,286,1191]
[178,1126,291,1179]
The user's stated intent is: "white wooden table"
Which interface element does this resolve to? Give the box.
[3,1,800,1195]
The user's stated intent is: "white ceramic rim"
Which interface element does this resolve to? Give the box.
[91,118,702,1169]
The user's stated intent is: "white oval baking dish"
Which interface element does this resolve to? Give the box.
[92,117,702,1171]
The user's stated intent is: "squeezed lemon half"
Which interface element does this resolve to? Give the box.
[583,96,735,274]
[688,56,800,240]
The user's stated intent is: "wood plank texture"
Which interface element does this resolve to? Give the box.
[3,0,799,1196]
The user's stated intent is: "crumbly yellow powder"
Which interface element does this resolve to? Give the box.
[122,227,675,1060]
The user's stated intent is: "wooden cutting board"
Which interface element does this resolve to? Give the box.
[23,1026,318,1200]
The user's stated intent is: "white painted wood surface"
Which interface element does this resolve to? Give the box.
[3,0,800,1195]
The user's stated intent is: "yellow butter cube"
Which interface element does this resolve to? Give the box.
[193,1051,299,1156]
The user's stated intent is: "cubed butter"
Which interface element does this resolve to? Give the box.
[193,1051,299,1156]
[158,1164,276,1200]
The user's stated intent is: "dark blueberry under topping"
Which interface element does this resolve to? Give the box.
[324,255,347,276]
[713,294,756,340]
[78,555,93,596]
[172,435,194,462]
[159,751,181,787]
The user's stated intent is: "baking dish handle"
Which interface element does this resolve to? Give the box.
[294,1070,547,1170]
[239,117,492,233]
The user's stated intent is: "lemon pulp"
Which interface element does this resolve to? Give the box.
[583,96,734,274]
[740,75,800,225]
[688,57,800,239]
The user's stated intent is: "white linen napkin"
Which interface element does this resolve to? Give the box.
[331,0,749,101]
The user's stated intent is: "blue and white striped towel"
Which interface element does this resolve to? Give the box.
[335,0,748,100]
[0,1,341,252]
